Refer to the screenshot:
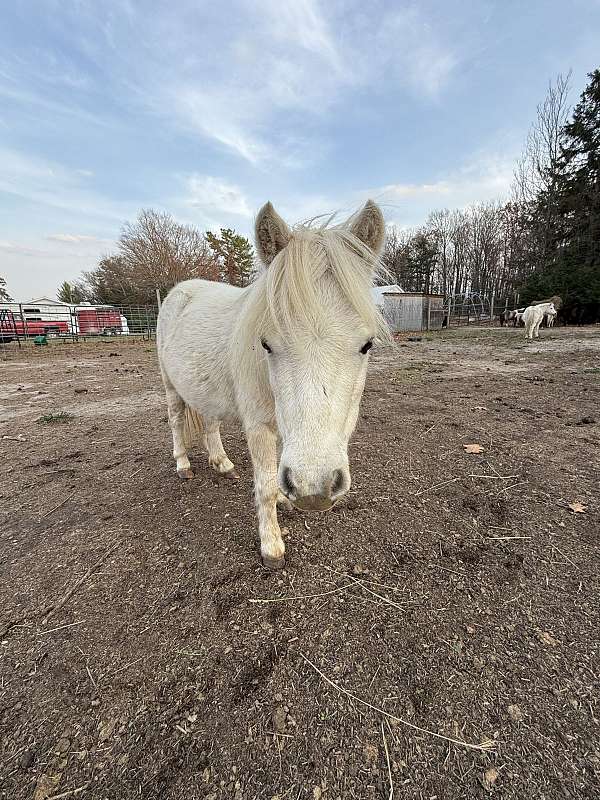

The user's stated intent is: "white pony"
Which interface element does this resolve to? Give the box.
[523,302,557,340]
[157,201,388,569]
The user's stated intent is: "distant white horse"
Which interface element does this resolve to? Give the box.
[157,201,387,569]
[523,302,557,340]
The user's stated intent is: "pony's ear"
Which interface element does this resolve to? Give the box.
[255,202,291,266]
[350,200,385,254]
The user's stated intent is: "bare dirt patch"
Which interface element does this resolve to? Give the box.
[1,329,599,799]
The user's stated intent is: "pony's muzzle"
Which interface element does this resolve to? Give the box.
[280,466,349,512]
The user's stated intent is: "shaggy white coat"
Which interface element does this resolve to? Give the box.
[523,302,557,340]
[157,201,387,568]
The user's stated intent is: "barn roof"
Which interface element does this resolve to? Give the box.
[371,284,403,306]
[25,297,71,306]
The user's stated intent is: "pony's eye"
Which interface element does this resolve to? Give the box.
[360,340,373,355]
[261,339,272,354]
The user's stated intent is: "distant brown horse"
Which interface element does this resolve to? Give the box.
[530,295,562,310]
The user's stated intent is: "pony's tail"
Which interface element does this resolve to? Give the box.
[183,406,204,448]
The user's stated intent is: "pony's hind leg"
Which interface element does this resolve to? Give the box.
[163,383,194,480]
[204,420,238,479]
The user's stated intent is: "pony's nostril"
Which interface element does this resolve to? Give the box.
[282,466,295,497]
[331,469,345,496]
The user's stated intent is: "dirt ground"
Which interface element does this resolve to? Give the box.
[1,327,599,800]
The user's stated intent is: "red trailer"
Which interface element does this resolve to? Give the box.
[0,309,69,342]
[75,307,123,335]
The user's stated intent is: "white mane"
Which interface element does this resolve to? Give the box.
[245,222,391,343]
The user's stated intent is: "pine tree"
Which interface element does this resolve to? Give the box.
[521,70,600,322]
[0,276,12,302]
[205,229,255,287]
[57,281,86,304]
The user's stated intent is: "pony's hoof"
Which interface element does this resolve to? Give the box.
[223,468,240,480]
[277,495,294,512]
[262,555,285,571]
[177,468,194,480]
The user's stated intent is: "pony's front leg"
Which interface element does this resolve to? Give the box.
[247,426,285,570]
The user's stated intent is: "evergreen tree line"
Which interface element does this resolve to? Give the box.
[381,69,600,323]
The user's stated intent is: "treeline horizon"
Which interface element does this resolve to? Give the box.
[381,68,600,323]
[2,68,598,322]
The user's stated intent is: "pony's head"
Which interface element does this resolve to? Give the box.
[546,302,557,316]
[253,200,388,512]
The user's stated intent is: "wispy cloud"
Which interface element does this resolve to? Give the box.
[0,147,132,222]
[172,89,269,165]
[185,175,252,218]
[369,150,515,227]
[255,0,343,72]
[0,2,461,170]
[263,148,515,230]
[162,2,458,163]
[0,240,53,257]
[46,233,107,244]
[4,0,596,302]
[370,7,459,96]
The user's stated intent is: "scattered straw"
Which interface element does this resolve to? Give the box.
[344,574,408,612]
[41,492,75,519]
[468,474,519,480]
[248,583,355,604]
[42,542,120,624]
[106,656,145,677]
[550,543,578,570]
[301,653,495,752]
[47,785,89,799]
[381,721,394,799]
[488,481,527,497]
[37,620,86,636]
[414,477,460,497]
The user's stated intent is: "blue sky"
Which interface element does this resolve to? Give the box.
[1,0,599,300]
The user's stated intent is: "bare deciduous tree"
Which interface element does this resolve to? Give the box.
[513,72,571,203]
[384,201,530,305]
[79,210,220,305]
[512,72,572,272]
[119,210,219,297]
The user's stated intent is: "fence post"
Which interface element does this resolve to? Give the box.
[490,292,495,324]
[156,288,162,309]
[426,297,431,331]
[19,303,27,338]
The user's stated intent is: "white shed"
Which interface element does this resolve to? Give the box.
[380,291,445,333]
[371,284,403,310]
[20,298,72,323]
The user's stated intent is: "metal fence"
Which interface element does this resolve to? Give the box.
[0,302,159,348]
[444,302,494,327]
[443,293,520,327]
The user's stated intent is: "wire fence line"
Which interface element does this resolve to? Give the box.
[1,290,518,352]
[0,303,159,348]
